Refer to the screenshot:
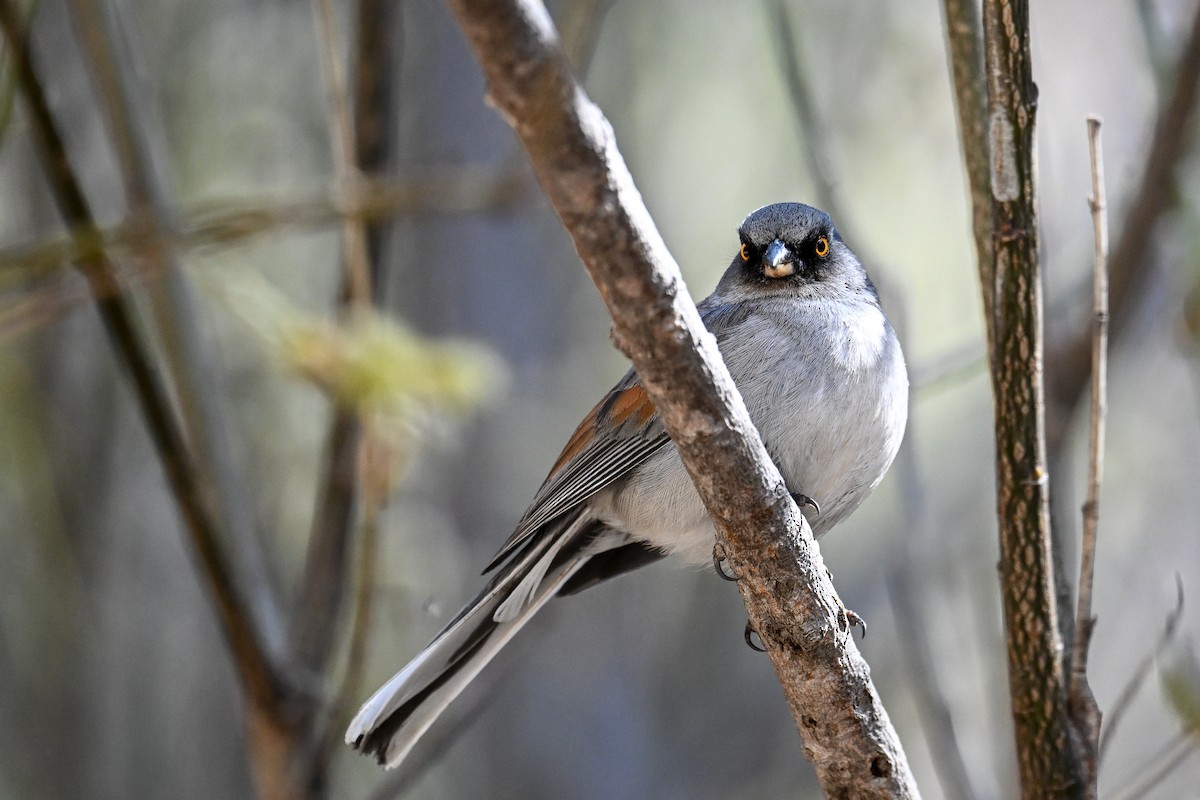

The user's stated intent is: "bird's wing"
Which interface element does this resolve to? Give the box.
[483,298,749,573]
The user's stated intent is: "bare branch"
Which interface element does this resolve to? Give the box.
[313,0,372,308]
[439,0,919,795]
[288,0,376,688]
[1067,117,1108,792]
[0,0,283,710]
[980,1,1086,796]
[294,2,399,785]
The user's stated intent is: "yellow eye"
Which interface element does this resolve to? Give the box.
[739,243,750,262]
[814,236,830,257]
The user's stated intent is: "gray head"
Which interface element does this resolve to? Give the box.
[716,202,876,302]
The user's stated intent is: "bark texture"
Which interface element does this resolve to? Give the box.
[440,1,920,796]
[982,2,1086,797]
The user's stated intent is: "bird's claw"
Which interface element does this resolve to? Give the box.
[713,541,738,581]
[790,493,821,516]
[843,608,867,639]
[744,620,767,652]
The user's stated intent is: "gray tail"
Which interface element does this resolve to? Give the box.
[345,513,594,768]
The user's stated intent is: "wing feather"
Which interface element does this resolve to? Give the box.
[482,298,750,573]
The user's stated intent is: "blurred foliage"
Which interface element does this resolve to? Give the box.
[218,269,504,419]
[1162,642,1200,734]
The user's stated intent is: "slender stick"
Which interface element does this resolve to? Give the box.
[290,0,380,680]
[1045,1,1200,453]
[313,0,372,308]
[766,0,849,228]
[1067,115,1108,797]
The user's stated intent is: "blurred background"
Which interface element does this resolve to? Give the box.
[1,0,1199,798]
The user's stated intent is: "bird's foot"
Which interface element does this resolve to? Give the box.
[842,607,867,640]
[713,541,738,581]
[791,493,821,516]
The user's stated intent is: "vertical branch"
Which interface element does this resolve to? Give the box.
[981,1,1085,798]
[314,0,372,309]
[292,6,398,771]
[289,0,378,682]
[1068,115,1108,795]
[325,0,398,719]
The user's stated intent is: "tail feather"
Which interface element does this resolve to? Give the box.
[346,513,592,768]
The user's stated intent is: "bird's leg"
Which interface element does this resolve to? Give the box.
[712,540,738,581]
[790,492,821,516]
[744,620,767,652]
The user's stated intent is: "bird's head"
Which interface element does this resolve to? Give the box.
[717,202,876,303]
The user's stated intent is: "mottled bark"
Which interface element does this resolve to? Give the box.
[981,1,1086,797]
[439,0,920,796]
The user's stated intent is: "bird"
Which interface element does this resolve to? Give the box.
[346,201,909,768]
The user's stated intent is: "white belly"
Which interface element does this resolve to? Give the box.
[590,300,908,565]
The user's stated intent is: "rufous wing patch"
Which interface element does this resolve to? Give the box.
[604,384,656,427]
[545,384,656,478]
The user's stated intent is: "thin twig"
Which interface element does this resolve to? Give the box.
[316,431,385,774]
[314,0,372,308]
[1109,729,1198,800]
[0,0,283,709]
[1100,576,1186,760]
[289,0,381,684]
[1068,115,1109,796]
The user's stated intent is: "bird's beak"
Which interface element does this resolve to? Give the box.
[762,239,795,279]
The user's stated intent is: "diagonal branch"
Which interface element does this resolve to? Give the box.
[439,1,919,796]
[0,0,282,709]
